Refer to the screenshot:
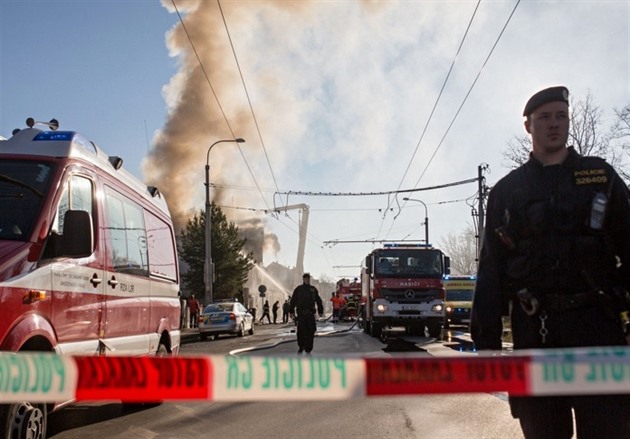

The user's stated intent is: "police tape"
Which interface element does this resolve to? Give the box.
[2,347,630,403]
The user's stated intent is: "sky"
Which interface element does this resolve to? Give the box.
[1,0,629,285]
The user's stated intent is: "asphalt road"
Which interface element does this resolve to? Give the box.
[46,321,524,439]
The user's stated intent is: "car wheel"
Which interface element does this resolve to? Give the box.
[237,323,245,337]
[213,334,220,340]
[248,322,255,335]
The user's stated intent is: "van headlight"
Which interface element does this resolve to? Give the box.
[376,304,389,313]
[432,304,444,312]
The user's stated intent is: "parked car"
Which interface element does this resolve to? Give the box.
[198,301,254,340]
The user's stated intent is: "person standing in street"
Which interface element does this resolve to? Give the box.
[330,291,346,323]
[259,300,271,324]
[290,273,324,355]
[272,300,280,324]
[187,294,201,329]
[282,299,290,324]
[471,86,630,439]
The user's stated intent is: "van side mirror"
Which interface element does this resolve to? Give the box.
[60,210,93,257]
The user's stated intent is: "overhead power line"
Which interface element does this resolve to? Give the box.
[171,0,272,213]
[217,0,282,202]
[395,0,482,194]
[273,176,477,198]
[382,0,521,241]
[409,0,522,191]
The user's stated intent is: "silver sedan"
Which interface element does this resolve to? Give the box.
[198,301,255,340]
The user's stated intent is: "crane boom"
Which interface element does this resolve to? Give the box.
[271,204,309,285]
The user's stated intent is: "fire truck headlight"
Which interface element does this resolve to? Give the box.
[432,304,444,312]
[445,306,453,314]
[376,304,388,313]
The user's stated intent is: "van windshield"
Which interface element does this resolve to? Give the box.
[0,160,56,241]
[445,289,474,301]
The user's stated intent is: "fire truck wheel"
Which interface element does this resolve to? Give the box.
[427,321,442,338]
[370,323,382,338]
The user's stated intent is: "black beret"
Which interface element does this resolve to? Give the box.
[523,86,569,116]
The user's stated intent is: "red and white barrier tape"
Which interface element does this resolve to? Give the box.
[2,347,630,403]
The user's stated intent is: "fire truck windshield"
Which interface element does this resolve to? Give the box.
[0,160,56,241]
[375,249,443,277]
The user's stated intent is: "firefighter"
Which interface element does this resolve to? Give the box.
[290,273,324,355]
[471,86,630,438]
[331,291,346,323]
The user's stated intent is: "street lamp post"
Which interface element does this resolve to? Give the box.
[403,197,429,245]
[205,138,245,306]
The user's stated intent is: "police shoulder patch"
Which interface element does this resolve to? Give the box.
[574,157,609,186]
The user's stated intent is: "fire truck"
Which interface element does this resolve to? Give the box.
[335,277,361,320]
[361,243,450,338]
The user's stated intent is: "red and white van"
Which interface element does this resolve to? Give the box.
[0,119,181,438]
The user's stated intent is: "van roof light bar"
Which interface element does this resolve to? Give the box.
[26,118,59,131]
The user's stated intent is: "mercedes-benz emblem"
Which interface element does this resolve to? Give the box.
[404,289,415,299]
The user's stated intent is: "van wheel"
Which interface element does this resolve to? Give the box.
[156,341,170,357]
[200,333,207,341]
[0,401,47,439]
[213,334,220,340]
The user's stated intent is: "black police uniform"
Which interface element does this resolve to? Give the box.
[290,280,324,354]
[471,145,630,438]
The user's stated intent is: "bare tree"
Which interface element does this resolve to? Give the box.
[440,223,478,275]
[502,93,629,181]
[610,104,630,181]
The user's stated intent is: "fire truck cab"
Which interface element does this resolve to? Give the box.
[361,243,449,338]
[335,277,361,320]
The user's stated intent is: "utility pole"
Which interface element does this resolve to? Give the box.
[476,164,488,268]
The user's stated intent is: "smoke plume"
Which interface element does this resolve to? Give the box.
[142,0,288,258]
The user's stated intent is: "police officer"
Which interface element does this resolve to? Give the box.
[290,273,324,355]
[471,86,630,439]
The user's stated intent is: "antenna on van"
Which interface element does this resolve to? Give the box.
[108,156,123,170]
[148,186,161,198]
[25,118,59,131]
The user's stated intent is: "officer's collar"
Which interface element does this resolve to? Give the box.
[528,146,578,168]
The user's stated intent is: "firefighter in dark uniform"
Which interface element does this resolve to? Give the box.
[471,86,630,439]
[290,273,324,355]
